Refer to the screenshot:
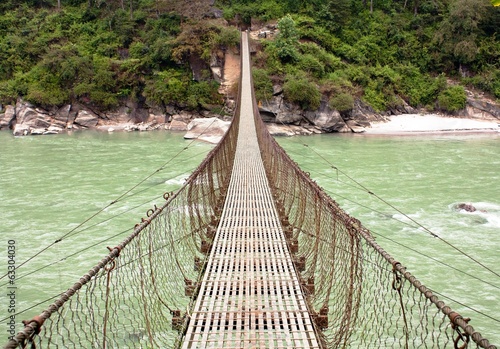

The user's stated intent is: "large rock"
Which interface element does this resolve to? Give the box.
[267,124,296,137]
[13,124,30,136]
[305,108,349,132]
[104,106,134,124]
[259,95,303,124]
[0,105,16,129]
[184,117,230,144]
[466,98,500,120]
[74,110,98,128]
[16,105,51,127]
[169,119,189,131]
[53,105,72,128]
[172,111,195,123]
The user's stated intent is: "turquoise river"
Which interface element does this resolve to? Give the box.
[0,130,499,345]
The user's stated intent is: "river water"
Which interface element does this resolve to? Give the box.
[0,130,499,345]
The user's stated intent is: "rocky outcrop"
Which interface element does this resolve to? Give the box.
[259,95,368,133]
[0,105,16,129]
[74,110,99,128]
[466,97,500,120]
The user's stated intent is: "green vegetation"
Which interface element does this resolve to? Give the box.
[226,0,499,111]
[0,0,498,113]
[437,85,468,112]
[0,1,237,110]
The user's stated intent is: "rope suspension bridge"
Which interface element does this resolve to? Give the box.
[3,32,497,349]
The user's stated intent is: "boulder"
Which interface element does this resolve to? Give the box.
[345,120,366,133]
[184,117,230,144]
[13,124,30,136]
[169,119,189,131]
[16,106,51,127]
[30,128,46,135]
[148,110,167,124]
[267,124,296,137]
[304,107,350,132]
[172,111,195,123]
[0,105,16,129]
[466,98,500,120]
[53,105,72,128]
[456,203,477,212]
[105,106,134,124]
[259,95,302,124]
[74,110,98,128]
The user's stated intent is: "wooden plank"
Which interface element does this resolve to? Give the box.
[180,31,320,349]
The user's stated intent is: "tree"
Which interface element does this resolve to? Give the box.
[435,0,490,73]
[275,14,299,62]
[155,0,212,20]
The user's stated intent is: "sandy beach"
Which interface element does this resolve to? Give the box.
[365,114,499,134]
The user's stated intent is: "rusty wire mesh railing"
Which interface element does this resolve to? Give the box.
[250,73,497,348]
[4,97,240,349]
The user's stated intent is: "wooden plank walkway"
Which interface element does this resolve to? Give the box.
[181,32,321,349]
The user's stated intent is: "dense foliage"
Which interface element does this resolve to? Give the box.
[0,0,498,113]
[0,0,239,110]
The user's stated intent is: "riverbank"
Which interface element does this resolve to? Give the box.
[365,114,499,134]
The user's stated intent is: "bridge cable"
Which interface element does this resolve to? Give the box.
[258,94,499,285]
[298,142,500,279]
[292,225,500,323]
[297,163,500,290]
[0,118,219,282]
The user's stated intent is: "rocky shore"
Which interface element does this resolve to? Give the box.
[0,92,498,143]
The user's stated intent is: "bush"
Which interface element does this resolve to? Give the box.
[329,93,354,112]
[186,80,222,110]
[252,68,274,103]
[298,54,325,78]
[437,85,467,112]
[283,74,321,110]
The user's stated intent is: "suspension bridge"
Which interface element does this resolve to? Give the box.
[3,31,497,349]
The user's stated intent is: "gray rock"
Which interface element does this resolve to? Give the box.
[17,106,48,126]
[0,105,16,129]
[172,111,195,123]
[267,124,296,137]
[259,95,303,124]
[169,119,189,131]
[466,98,500,120]
[47,125,63,133]
[345,120,366,133]
[52,105,72,128]
[13,124,30,136]
[74,110,98,128]
[184,117,230,144]
[30,128,46,135]
[105,107,133,124]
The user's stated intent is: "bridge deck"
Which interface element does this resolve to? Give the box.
[181,32,320,348]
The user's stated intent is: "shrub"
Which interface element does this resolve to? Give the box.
[298,54,325,78]
[437,85,467,112]
[186,80,222,110]
[252,68,274,103]
[363,84,387,112]
[329,93,354,112]
[215,26,240,48]
[283,74,321,110]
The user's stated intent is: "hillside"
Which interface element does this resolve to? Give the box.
[0,0,499,135]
